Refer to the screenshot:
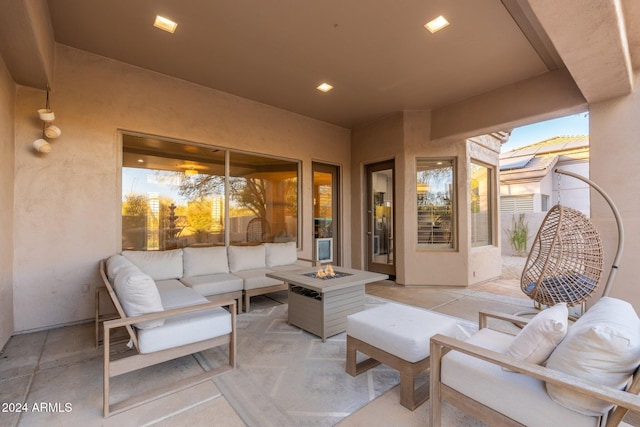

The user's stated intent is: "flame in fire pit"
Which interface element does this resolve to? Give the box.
[316,264,335,278]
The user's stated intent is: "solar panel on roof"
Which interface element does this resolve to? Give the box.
[499,154,534,170]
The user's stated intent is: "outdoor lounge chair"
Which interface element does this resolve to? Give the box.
[430,297,640,427]
[98,260,236,417]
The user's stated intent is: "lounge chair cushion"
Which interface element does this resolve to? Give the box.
[442,328,597,427]
[182,246,230,276]
[264,242,297,267]
[546,297,640,416]
[227,245,266,272]
[137,280,232,353]
[505,302,568,365]
[114,266,165,329]
[123,249,183,281]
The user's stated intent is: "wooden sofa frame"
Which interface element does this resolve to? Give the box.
[429,310,640,427]
[97,260,236,417]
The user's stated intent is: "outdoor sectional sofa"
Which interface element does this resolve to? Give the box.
[103,241,306,314]
[96,241,309,415]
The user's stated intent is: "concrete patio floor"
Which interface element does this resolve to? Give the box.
[2,276,638,426]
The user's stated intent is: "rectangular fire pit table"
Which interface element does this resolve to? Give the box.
[266,267,388,341]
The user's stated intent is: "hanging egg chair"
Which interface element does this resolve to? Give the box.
[521,205,603,307]
[520,169,624,310]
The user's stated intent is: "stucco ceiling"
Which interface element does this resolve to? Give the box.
[44,0,559,128]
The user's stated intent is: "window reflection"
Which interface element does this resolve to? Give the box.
[229,152,298,245]
[417,158,455,249]
[121,134,298,250]
[470,161,493,247]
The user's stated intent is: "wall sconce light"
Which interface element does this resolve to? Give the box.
[33,87,61,154]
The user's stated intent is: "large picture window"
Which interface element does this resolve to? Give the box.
[470,161,493,247]
[121,134,299,250]
[417,158,455,249]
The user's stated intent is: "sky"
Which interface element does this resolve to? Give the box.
[500,112,589,152]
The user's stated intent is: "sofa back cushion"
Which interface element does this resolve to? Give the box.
[114,265,165,329]
[227,245,266,272]
[123,249,183,280]
[106,254,134,284]
[183,246,230,277]
[546,297,640,416]
[264,242,297,267]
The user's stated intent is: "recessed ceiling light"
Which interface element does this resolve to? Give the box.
[154,15,178,33]
[316,83,334,93]
[424,15,449,33]
[137,159,144,163]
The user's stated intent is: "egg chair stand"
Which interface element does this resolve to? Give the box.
[520,168,624,313]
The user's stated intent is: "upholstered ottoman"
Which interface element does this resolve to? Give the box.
[346,303,459,410]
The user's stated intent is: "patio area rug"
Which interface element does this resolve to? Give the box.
[197,295,476,427]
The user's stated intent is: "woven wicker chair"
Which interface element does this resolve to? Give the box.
[520,169,624,309]
[521,205,603,308]
[246,217,271,243]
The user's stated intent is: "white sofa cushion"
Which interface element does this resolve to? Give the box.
[114,266,164,329]
[546,297,640,416]
[123,249,183,280]
[264,242,297,267]
[505,303,568,365]
[227,245,266,272]
[137,279,232,353]
[347,303,459,363]
[179,273,243,296]
[183,246,229,277]
[234,268,283,290]
[269,263,305,273]
[442,328,597,427]
[155,279,207,309]
[137,305,232,354]
[106,254,134,283]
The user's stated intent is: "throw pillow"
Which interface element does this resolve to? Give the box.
[114,265,165,329]
[106,254,133,284]
[546,297,640,416]
[505,303,568,365]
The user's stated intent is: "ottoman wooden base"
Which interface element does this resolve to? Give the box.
[346,335,430,410]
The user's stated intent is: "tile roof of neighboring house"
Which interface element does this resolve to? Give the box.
[499,135,589,182]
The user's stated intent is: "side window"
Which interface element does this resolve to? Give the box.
[417,158,455,249]
[470,161,494,247]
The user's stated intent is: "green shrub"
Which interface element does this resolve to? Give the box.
[506,214,529,256]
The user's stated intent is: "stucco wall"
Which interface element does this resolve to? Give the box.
[589,71,640,308]
[351,110,502,287]
[402,111,471,286]
[350,113,403,277]
[12,44,351,332]
[0,55,15,349]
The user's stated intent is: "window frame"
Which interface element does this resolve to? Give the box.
[470,159,495,248]
[120,132,301,250]
[416,157,457,251]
